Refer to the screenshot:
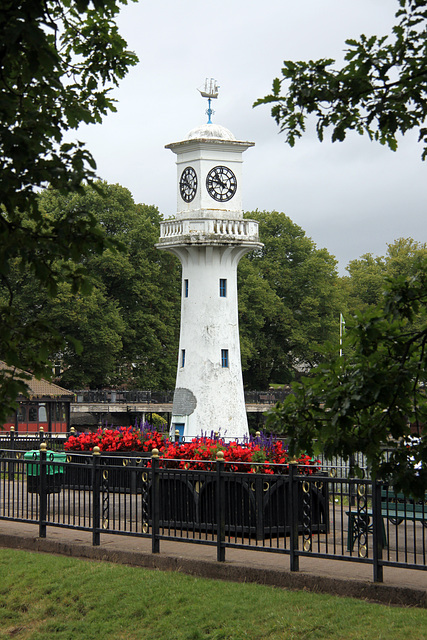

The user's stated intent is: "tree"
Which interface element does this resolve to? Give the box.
[79,183,181,389]
[238,211,342,388]
[5,183,182,389]
[255,0,427,159]
[341,238,427,316]
[8,271,126,388]
[0,1,137,417]
[267,255,427,498]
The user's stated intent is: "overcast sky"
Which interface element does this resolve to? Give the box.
[76,0,426,276]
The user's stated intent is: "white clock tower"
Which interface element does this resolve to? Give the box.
[156,82,262,440]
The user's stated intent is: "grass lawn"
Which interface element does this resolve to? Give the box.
[0,549,426,640]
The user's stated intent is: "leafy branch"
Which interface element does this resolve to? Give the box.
[266,255,427,498]
[255,0,427,158]
[0,0,138,424]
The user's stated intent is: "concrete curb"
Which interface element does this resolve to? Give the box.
[1,532,426,609]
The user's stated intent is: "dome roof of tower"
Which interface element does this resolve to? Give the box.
[186,123,236,141]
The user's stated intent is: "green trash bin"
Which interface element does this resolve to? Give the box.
[24,450,66,493]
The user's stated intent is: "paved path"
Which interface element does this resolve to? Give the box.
[0,519,425,608]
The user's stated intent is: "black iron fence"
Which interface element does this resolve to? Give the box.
[71,389,291,405]
[0,446,426,582]
[0,429,68,452]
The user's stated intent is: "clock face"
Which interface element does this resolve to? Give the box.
[206,166,237,202]
[179,167,197,203]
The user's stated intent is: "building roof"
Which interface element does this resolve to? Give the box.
[0,361,74,400]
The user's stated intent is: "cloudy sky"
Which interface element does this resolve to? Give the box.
[76,0,426,275]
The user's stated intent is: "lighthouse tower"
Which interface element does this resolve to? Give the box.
[156,81,262,441]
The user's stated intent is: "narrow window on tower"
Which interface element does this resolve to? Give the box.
[184,279,189,297]
[219,278,227,297]
[221,349,229,368]
[181,349,186,367]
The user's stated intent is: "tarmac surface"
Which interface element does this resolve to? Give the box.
[0,519,426,609]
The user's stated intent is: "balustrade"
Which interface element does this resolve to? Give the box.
[159,218,259,241]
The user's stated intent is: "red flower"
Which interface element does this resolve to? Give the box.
[64,429,319,475]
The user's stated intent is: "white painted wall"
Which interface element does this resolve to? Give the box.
[166,128,254,220]
[166,242,256,439]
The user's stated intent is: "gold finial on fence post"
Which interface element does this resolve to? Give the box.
[40,441,47,452]
[216,450,224,461]
[255,431,261,438]
[151,448,159,459]
[92,445,101,546]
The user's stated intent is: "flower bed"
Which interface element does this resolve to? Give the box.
[64,427,320,474]
[64,426,166,453]
[63,427,328,537]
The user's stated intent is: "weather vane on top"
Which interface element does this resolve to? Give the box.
[198,78,219,124]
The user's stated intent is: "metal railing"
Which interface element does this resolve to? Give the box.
[0,446,426,582]
[71,389,291,405]
[0,429,68,452]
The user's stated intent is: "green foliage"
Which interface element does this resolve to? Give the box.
[255,1,427,158]
[341,238,427,318]
[79,183,181,389]
[2,183,182,389]
[342,254,387,314]
[1,0,137,213]
[239,211,341,388]
[0,1,137,419]
[267,255,427,498]
[148,413,168,428]
[47,283,126,388]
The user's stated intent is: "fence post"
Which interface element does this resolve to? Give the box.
[39,426,44,444]
[255,475,264,540]
[9,426,15,481]
[216,451,226,562]
[349,453,356,507]
[92,446,101,546]
[289,461,299,572]
[372,477,384,583]
[151,448,160,554]
[39,442,47,538]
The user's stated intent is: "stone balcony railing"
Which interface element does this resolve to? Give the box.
[159,218,260,243]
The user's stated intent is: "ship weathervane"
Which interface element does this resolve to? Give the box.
[198,78,219,124]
